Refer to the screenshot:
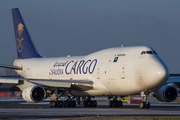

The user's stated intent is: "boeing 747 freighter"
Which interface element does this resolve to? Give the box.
[0,8,178,109]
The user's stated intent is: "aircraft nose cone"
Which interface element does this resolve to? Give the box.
[156,65,169,82]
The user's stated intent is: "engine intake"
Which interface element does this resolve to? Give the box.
[154,85,178,102]
[22,85,46,103]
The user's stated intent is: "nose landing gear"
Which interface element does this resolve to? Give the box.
[139,92,150,109]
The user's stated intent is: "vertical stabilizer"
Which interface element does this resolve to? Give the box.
[12,8,41,59]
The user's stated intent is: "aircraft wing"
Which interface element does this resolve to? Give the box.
[0,77,93,91]
[167,74,180,88]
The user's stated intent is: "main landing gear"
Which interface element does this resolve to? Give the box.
[49,100,76,108]
[83,97,97,107]
[139,92,150,109]
[49,89,76,108]
[109,96,123,107]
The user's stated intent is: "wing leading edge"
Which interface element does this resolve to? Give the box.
[0,77,93,91]
[167,74,180,88]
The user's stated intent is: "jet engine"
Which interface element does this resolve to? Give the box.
[22,85,46,103]
[153,85,178,102]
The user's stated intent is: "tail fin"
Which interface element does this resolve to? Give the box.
[12,8,41,59]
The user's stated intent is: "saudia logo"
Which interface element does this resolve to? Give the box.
[17,23,24,53]
[49,59,97,75]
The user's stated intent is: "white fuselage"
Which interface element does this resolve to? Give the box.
[14,46,169,96]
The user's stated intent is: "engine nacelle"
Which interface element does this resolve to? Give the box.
[22,85,46,103]
[154,85,178,102]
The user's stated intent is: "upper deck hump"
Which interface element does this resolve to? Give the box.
[86,46,153,58]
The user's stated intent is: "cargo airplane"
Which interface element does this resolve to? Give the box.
[0,8,178,109]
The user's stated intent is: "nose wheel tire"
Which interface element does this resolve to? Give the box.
[139,101,145,109]
[145,102,150,109]
[139,101,150,109]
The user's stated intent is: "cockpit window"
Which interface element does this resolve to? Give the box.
[153,51,157,54]
[146,51,154,54]
[141,51,157,55]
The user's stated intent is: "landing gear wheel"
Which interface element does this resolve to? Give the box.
[63,101,67,107]
[111,101,115,107]
[59,101,63,107]
[55,101,60,107]
[83,100,97,107]
[109,100,123,107]
[69,101,73,107]
[87,101,91,107]
[49,101,56,107]
[73,100,76,107]
[145,102,150,109]
[84,100,88,107]
[68,101,76,107]
[53,101,57,107]
[139,101,150,109]
[139,101,145,109]
[114,101,118,107]
[49,101,53,107]
[67,101,70,107]
[93,100,97,107]
[90,101,94,107]
[118,100,123,107]
[109,100,113,107]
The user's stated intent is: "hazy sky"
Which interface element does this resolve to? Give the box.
[0,0,180,73]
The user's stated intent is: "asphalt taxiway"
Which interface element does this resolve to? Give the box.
[0,98,180,119]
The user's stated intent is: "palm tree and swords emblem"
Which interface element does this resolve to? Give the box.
[17,23,24,52]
